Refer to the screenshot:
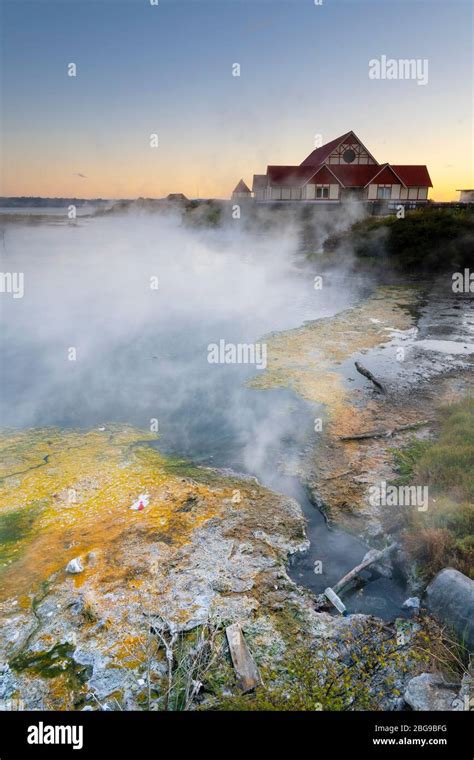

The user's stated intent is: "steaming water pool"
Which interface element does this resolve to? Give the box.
[0,213,410,619]
[148,382,410,619]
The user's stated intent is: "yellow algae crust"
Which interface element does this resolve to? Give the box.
[250,285,417,435]
[0,426,229,602]
[0,426,309,710]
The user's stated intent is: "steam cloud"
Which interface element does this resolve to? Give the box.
[1,206,369,484]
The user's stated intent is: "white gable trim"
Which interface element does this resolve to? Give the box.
[329,130,379,166]
[364,163,407,188]
[303,164,346,188]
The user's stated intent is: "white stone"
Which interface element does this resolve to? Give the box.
[66,557,84,574]
[402,596,420,609]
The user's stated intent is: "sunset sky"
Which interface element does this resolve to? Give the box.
[1,0,472,201]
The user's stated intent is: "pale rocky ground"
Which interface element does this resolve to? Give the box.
[0,282,471,711]
[252,282,473,539]
[0,426,363,710]
[0,425,441,711]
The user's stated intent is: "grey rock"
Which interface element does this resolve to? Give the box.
[425,568,474,650]
[88,667,132,701]
[0,663,15,701]
[404,673,458,711]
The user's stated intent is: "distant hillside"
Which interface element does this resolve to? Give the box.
[0,197,116,207]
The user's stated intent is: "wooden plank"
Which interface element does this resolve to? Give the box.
[226,623,261,692]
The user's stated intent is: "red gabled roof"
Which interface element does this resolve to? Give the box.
[309,165,343,185]
[391,165,432,187]
[325,164,381,187]
[264,162,433,190]
[266,166,316,187]
[300,131,352,167]
[300,130,379,168]
[232,179,251,194]
[365,164,406,187]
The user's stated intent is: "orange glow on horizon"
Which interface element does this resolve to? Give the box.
[2,133,471,203]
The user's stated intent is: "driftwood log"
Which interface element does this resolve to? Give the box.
[354,361,386,394]
[332,543,398,595]
[226,623,261,692]
[338,419,430,442]
[316,543,399,612]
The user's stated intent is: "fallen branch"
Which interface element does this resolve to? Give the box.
[339,419,430,442]
[332,543,398,595]
[314,543,399,612]
[354,361,386,394]
[321,469,354,480]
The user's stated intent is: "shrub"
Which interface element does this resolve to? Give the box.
[327,208,474,272]
[391,399,474,579]
[216,619,428,711]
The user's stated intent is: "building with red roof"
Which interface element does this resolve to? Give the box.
[243,131,432,204]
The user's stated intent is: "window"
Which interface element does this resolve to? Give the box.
[377,185,391,199]
[316,185,329,199]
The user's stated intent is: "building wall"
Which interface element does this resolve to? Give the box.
[270,184,340,201]
[263,184,429,202]
[399,187,429,200]
[366,184,429,201]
